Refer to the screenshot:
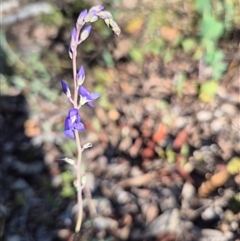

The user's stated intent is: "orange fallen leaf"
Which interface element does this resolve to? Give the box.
[153,123,167,143]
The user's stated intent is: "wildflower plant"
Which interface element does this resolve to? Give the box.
[60,5,120,234]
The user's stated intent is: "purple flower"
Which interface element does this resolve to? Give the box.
[77,9,88,26]
[79,86,100,107]
[61,80,71,98]
[64,108,85,139]
[77,65,85,85]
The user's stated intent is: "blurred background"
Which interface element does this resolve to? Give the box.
[1,0,240,240]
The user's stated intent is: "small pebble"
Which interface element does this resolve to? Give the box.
[221,103,238,116]
[108,109,120,121]
[57,229,71,239]
[196,110,213,122]
[181,182,196,202]
[119,136,132,152]
[211,118,226,133]
[130,166,144,177]
[51,174,62,188]
[230,221,238,231]
[94,216,118,231]
[201,206,218,221]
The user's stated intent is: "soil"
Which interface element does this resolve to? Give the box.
[1,1,240,241]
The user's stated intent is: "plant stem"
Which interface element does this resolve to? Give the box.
[74,130,83,233]
[72,26,84,234]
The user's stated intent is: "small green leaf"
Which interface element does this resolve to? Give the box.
[200,16,224,40]
[227,157,240,175]
[199,80,218,102]
[182,38,196,53]
[61,172,74,182]
[166,147,176,163]
[61,185,75,198]
[129,47,144,63]
[102,50,114,68]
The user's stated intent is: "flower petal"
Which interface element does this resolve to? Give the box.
[77,65,85,86]
[88,92,100,100]
[89,5,104,13]
[75,122,85,132]
[68,108,80,119]
[87,102,94,108]
[64,117,74,130]
[77,9,88,26]
[79,86,89,97]
[64,129,75,139]
[61,80,71,97]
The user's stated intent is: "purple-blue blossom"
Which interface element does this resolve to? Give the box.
[64,108,85,139]
[79,86,100,107]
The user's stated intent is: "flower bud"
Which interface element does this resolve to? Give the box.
[70,27,77,48]
[97,10,113,20]
[89,5,104,13]
[80,25,92,42]
[110,19,121,36]
[77,65,85,86]
[85,11,97,23]
[77,9,87,26]
[83,142,93,150]
[63,158,75,165]
[61,80,71,98]
[89,15,98,23]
